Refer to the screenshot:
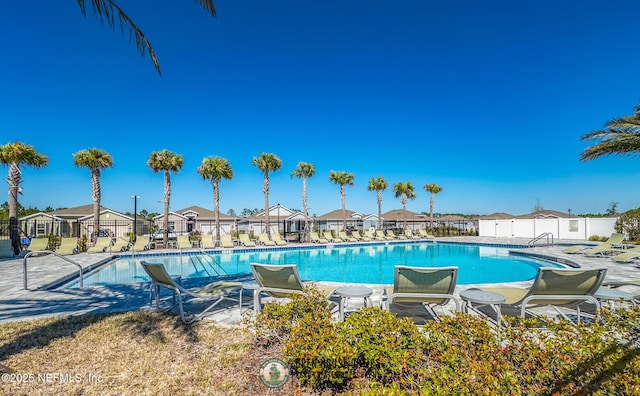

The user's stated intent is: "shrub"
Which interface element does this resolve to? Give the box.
[284,309,358,390]
[338,308,427,385]
[252,293,640,394]
[251,287,333,345]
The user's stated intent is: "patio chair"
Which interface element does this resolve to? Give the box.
[238,233,256,247]
[404,229,421,240]
[339,231,357,242]
[480,267,607,323]
[418,229,435,239]
[323,231,341,243]
[382,265,461,323]
[131,236,150,252]
[271,233,288,246]
[249,263,336,313]
[109,237,130,252]
[563,233,624,254]
[363,230,377,240]
[386,230,407,240]
[258,233,276,246]
[220,234,235,249]
[375,230,392,240]
[177,235,194,250]
[310,232,328,243]
[56,237,78,255]
[351,230,371,241]
[611,246,640,263]
[200,235,216,249]
[87,236,112,253]
[27,237,49,252]
[582,235,629,257]
[141,261,242,324]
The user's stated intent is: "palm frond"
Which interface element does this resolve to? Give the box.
[581,134,640,161]
[77,0,217,75]
[77,0,160,74]
[604,115,640,130]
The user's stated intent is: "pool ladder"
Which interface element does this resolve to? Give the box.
[23,250,83,290]
[528,233,554,247]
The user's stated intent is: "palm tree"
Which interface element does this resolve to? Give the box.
[424,183,443,231]
[581,103,640,161]
[393,181,416,231]
[329,171,355,231]
[367,176,388,230]
[73,148,114,244]
[252,153,282,236]
[0,142,49,254]
[291,162,315,242]
[197,156,233,245]
[147,149,184,247]
[76,0,216,75]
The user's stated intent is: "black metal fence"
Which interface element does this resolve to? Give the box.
[0,218,156,242]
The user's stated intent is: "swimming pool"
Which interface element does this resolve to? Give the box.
[68,241,563,288]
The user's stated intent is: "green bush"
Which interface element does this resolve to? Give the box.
[284,310,358,390]
[251,287,333,344]
[252,293,640,394]
[338,308,427,385]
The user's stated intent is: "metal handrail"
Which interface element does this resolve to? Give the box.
[23,250,83,290]
[528,233,554,247]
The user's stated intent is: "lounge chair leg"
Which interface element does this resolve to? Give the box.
[253,290,261,314]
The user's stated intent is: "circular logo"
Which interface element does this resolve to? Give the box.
[258,358,289,388]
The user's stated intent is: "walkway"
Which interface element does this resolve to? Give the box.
[0,237,638,325]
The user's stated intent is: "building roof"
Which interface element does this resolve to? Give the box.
[515,210,570,219]
[476,212,515,220]
[51,204,106,216]
[316,209,365,220]
[380,209,425,221]
[50,204,132,220]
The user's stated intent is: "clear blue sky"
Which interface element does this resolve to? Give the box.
[1,1,639,217]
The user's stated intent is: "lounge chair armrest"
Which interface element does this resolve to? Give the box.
[389,292,462,311]
[520,294,600,318]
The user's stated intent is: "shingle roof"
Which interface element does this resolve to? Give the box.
[380,209,425,221]
[515,210,570,219]
[316,209,362,220]
[476,212,515,220]
[51,204,109,216]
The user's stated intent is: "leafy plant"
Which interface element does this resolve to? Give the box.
[251,291,640,394]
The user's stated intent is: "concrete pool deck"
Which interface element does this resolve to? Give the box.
[1,237,639,325]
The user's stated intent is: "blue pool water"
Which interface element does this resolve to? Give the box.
[68,242,562,288]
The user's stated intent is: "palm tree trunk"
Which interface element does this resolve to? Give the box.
[8,165,22,254]
[163,171,171,247]
[430,193,435,230]
[341,185,346,231]
[213,180,220,244]
[377,191,382,230]
[263,172,270,235]
[402,195,407,230]
[302,177,309,242]
[91,169,101,243]
[7,164,20,219]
